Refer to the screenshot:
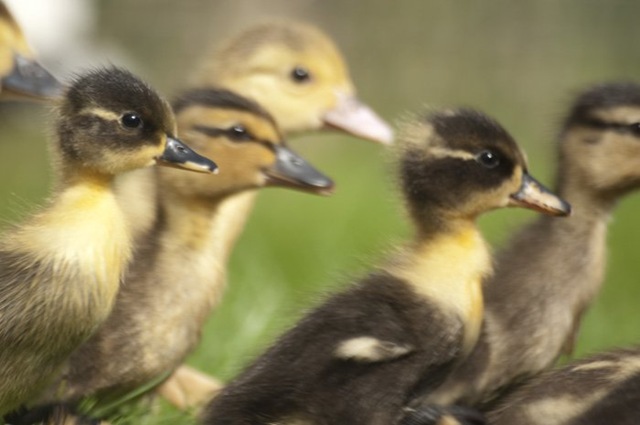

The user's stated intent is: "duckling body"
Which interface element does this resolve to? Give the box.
[0,67,215,416]
[201,109,570,425]
[486,347,640,425]
[0,1,61,100]
[35,89,333,411]
[424,82,640,408]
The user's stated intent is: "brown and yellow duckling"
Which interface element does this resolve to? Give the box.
[0,1,61,100]
[0,67,216,417]
[420,82,640,412]
[30,88,332,418]
[201,108,569,425]
[111,19,393,409]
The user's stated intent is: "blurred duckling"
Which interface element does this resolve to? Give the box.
[201,108,570,425]
[32,88,333,416]
[0,67,216,416]
[423,82,640,409]
[486,347,640,425]
[114,19,394,409]
[0,1,61,100]
[193,19,393,143]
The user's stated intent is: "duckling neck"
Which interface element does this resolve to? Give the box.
[137,188,249,322]
[389,218,491,355]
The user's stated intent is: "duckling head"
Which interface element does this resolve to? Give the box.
[54,67,217,180]
[0,1,62,99]
[194,20,393,144]
[558,82,640,199]
[164,87,334,199]
[398,108,570,231]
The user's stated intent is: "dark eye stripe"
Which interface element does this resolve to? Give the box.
[192,125,276,150]
[583,118,640,136]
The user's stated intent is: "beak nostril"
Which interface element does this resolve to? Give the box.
[291,158,304,167]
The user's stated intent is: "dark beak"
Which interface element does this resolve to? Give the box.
[2,54,63,100]
[323,92,394,145]
[509,173,571,217]
[263,145,334,195]
[156,136,218,174]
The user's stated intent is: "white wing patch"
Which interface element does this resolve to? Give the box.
[334,336,412,362]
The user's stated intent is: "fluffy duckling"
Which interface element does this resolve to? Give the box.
[193,20,393,143]
[0,67,216,416]
[0,1,61,100]
[486,347,640,425]
[420,82,640,410]
[115,19,394,409]
[30,88,333,416]
[201,108,570,425]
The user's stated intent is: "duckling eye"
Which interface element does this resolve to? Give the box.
[291,66,311,83]
[229,124,252,141]
[629,122,640,136]
[121,113,143,129]
[476,150,500,169]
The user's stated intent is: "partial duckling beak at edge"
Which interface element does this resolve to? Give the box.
[509,173,571,217]
[2,54,63,100]
[263,145,335,196]
[323,92,394,145]
[156,136,219,174]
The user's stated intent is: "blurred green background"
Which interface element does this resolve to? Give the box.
[3,0,640,423]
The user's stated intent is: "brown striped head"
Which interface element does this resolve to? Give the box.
[163,87,333,199]
[558,82,640,198]
[54,67,216,179]
[398,108,570,228]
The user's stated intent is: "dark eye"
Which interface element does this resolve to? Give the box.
[476,150,500,169]
[229,124,252,141]
[290,66,311,83]
[629,122,640,136]
[121,113,143,129]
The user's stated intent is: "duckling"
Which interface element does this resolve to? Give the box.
[417,82,640,410]
[0,67,216,416]
[200,108,570,425]
[486,347,640,425]
[114,19,394,409]
[0,1,61,100]
[27,88,333,417]
[193,20,393,143]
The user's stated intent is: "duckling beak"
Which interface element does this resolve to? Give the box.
[323,92,394,145]
[156,136,219,174]
[263,145,334,195]
[509,173,571,216]
[2,54,63,100]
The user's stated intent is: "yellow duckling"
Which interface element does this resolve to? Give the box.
[193,20,393,142]
[0,1,61,100]
[26,88,332,421]
[0,67,216,416]
[201,108,569,425]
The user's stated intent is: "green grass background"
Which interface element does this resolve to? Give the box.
[3,0,640,423]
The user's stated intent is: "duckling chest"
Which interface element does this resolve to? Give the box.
[390,230,491,355]
[6,187,131,317]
